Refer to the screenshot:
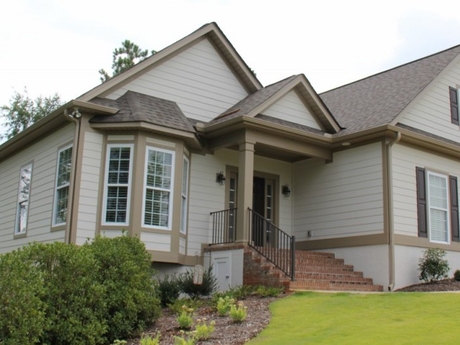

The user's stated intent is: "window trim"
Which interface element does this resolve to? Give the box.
[15,163,33,235]
[52,144,73,227]
[426,170,450,244]
[142,146,175,230]
[180,156,189,234]
[102,144,134,226]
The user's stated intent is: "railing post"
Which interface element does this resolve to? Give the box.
[291,235,296,281]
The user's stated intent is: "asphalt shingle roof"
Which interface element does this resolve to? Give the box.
[320,44,460,135]
[89,91,195,133]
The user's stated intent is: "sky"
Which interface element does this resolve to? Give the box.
[1,0,460,131]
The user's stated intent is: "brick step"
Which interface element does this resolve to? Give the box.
[294,271,365,281]
[290,280,384,292]
[295,258,346,266]
[295,264,355,273]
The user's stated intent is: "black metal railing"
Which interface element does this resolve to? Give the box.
[248,208,295,280]
[210,208,237,244]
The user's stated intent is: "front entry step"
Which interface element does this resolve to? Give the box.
[243,248,383,292]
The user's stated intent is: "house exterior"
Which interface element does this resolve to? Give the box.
[1,22,460,291]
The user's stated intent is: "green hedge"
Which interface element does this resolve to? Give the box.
[0,236,161,345]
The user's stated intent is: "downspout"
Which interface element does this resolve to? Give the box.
[65,108,82,244]
[386,131,401,291]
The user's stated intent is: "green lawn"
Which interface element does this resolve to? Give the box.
[249,292,460,344]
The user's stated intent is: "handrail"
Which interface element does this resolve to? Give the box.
[248,208,295,280]
[210,208,237,244]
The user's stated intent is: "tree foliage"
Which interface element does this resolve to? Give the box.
[99,40,156,82]
[0,88,62,140]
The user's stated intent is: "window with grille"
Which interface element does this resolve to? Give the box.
[53,145,72,226]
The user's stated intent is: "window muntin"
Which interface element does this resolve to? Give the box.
[143,147,174,229]
[427,171,449,243]
[180,157,189,234]
[53,145,72,226]
[16,164,32,234]
[103,145,133,225]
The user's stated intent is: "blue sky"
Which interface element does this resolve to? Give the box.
[1,0,460,120]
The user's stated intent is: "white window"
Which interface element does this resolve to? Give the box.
[180,157,189,234]
[102,144,133,225]
[427,171,450,243]
[16,164,32,234]
[53,145,72,226]
[143,147,174,229]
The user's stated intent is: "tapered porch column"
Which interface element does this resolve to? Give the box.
[236,141,255,243]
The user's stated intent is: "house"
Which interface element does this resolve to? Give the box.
[1,22,460,291]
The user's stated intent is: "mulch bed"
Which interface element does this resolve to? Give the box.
[395,278,460,292]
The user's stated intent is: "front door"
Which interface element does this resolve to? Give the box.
[228,172,276,244]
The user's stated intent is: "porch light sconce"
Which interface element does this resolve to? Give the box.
[216,171,226,185]
[282,185,291,197]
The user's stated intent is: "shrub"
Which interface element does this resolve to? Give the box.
[454,270,460,281]
[174,331,196,345]
[85,235,161,343]
[168,298,203,315]
[139,333,160,345]
[177,266,218,299]
[216,296,235,316]
[0,249,46,345]
[158,274,181,307]
[25,242,107,345]
[418,248,450,283]
[177,305,194,329]
[255,285,284,297]
[194,318,215,341]
[229,301,247,323]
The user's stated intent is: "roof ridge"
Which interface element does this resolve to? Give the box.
[321,43,460,95]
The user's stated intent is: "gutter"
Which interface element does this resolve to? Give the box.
[386,131,401,291]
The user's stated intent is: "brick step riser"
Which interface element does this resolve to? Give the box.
[289,284,383,292]
[295,265,355,273]
[294,273,366,281]
[290,280,378,288]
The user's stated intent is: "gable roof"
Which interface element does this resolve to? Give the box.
[208,74,341,133]
[78,22,262,102]
[89,91,195,132]
[321,44,460,135]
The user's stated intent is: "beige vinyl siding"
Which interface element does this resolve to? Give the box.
[106,38,249,122]
[398,58,460,143]
[75,132,103,245]
[140,231,171,252]
[179,237,186,255]
[392,143,460,237]
[293,142,384,240]
[0,124,74,253]
[187,151,231,256]
[262,90,322,130]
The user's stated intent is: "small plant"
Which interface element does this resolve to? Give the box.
[216,296,235,316]
[177,305,194,329]
[168,298,202,315]
[177,266,218,298]
[229,301,248,323]
[419,248,450,283]
[112,340,127,345]
[255,285,284,297]
[139,333,160,345]
[157,274,181,307]
[174,330,196,345]
[454,269,460,281]
[194,318,215,341]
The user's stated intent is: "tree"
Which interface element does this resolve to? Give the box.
[0,89,63,140]
[99,40,156,82]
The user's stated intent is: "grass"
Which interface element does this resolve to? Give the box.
[249,291,460,344]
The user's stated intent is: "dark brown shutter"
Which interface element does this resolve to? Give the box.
[450,86,459,125]
[450,175,459,242]
[416,167,427,238]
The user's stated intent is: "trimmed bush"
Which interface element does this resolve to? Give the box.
[177,266,218,299]
[25,242,107,345]
[86,235,161,343]
[454,269,460,281]
[0,249,46,345]
[158,274,181,307]
[418,248,450,283]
